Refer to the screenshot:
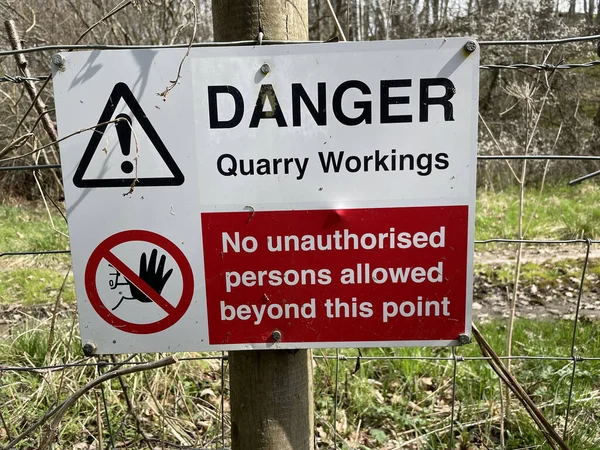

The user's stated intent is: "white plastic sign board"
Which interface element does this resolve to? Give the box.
[52,39,479,354]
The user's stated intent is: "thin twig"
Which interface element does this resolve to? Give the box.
[0,133,34,159]
[158,0,197,100]
[33,169,68,238]
[325,0,347,41]
[73,0,133,45]
[523,123,561,237]
[472,326,570,450]
[478,112,520,183]
[0,117,127,163]
[109,355,155,448]
[0,404,11,442]
[9,76,52,141]
[94,390,104,450]
[498,378,505,450]
[505,62,557,417]
[55,314,79,402]
[3,357,177,450]
[44,265,71,363]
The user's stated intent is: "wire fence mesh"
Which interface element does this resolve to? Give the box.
[1,32,600,450]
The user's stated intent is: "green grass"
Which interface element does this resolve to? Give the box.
[0,203,69,252]
[0,266,75,305]
[0,318,597,449]
[312,319,600,449]
[0,203,73,305]
[476,182,600,240]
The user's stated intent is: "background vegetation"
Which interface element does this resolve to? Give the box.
[2,0,600,198]
[1,0,600,449]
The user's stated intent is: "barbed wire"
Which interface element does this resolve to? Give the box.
[478,155,600,160]
[0,164,61,171]
[0,31,599,58]
[0,75,50,83]
[0,40,317,57]
[2,354,599,374]
[0,355,227,373]
[479,33,600,46]
[0,238,597,261]
[481,60,600,70]
[0,250,70,257]
[5,59,600,89]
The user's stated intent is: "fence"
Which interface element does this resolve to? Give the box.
[1,31,600,450]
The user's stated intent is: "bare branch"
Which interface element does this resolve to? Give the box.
[3,356,178,450]
[473,326,569,450]
[158,0,197,100]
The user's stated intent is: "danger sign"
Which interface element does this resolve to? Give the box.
[52,38,478,353]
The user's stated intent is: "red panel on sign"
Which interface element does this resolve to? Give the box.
[201,206,469,345]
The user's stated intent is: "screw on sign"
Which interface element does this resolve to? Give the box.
[85,230,194,334]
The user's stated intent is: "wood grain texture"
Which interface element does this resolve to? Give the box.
[212,0,308,41]
[229,350,314,450]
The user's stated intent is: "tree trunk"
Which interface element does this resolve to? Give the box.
[212,0,308,41]
[353,0,362,40]
[211,2,314,450]
[432,0,439,26]
[569,0,576,16]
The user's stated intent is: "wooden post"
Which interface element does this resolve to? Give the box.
[212,0,308,41]
[228,350,314,450]
[211,2,314,450]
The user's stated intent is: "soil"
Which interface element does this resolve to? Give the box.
[473,244,600,321]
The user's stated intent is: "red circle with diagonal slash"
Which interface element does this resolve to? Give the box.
[85,230,194,334]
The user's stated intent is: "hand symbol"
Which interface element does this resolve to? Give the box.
[112,249,173,311]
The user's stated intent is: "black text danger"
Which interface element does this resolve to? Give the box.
[207,78,456,128]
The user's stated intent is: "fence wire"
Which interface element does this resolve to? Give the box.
[1,31,600,450]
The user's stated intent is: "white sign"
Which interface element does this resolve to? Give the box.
[52,39,479,354]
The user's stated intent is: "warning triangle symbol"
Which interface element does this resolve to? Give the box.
[73,82,185,188]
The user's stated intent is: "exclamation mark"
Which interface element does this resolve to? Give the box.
[115,113,134,174]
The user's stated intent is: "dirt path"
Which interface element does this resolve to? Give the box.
[474,244,600,321]
[475,244,600,266]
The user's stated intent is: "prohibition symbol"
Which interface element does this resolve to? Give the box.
[85,230,194,334]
